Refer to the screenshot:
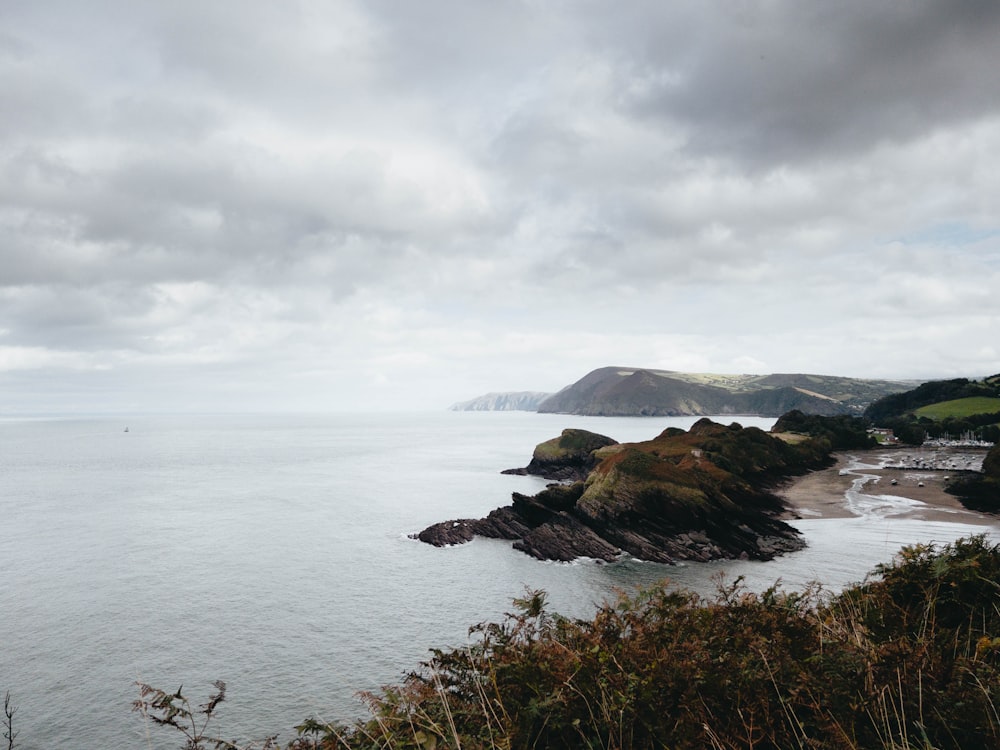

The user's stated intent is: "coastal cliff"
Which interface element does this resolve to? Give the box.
[449,391,553,411]
[416,418,841,563]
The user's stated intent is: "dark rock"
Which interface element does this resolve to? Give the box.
[514,513,622,562]
[415,520,478,547]
[503,428,618,482]
[416,419,822,564]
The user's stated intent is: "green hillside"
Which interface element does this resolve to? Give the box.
[915,396,1000,420]
[864,375,1000,444]
[864,376,1000,421]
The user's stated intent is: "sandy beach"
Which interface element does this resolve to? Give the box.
[777,447,997,526]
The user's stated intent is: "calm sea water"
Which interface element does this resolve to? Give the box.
[1,412,996,749]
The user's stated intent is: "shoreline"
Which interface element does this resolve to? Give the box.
[777,447,997,526]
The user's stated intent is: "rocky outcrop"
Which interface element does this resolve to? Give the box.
[500,428,619,482]
[416,419,822,564]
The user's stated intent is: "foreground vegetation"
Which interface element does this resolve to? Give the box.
[130,536,1000,749]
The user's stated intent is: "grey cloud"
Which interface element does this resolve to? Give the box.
[1,0,998,412]
[146,2,388,133]
[2,132,488,295]
[619,1,1000,165]
[0,282,160,350]
[364,0,562,98]
[107,94,225,144]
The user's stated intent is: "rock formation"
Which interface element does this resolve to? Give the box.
[415,418,832,564]
[500,428,618,482]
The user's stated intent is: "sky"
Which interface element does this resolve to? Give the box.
[2,1,999,414]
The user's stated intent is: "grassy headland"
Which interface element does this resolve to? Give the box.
[418,416,861,563]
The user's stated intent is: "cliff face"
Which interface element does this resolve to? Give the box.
[450,391,553,411]
[416,419,832,563]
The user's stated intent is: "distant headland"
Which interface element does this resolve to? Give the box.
[452,366,918,417]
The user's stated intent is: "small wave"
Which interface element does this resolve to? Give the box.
[846,490,926,520]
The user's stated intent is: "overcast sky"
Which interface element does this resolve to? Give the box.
[2,1,999,414]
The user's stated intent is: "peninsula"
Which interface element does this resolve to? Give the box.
[416,413,874,563]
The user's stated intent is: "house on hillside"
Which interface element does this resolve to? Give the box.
[868,428,899,444]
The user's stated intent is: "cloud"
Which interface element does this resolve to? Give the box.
[621,1,1000,166]
[0,1,998,413]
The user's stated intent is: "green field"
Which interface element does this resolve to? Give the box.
[914,396,1000,419]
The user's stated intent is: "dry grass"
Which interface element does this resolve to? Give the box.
[133,537,1000,750]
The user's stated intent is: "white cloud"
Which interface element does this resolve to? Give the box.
[1,0,999,413]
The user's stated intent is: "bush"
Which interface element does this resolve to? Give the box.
[131,537,1000,750]
[290,536,1000,750]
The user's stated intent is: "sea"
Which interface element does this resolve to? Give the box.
[1,411,996,749]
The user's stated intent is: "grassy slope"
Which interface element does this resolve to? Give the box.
[571,419,824,548]
[914,396,1000,419]
[531,428,617,459]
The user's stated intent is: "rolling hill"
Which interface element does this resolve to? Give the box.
[914,397,1000,420]
[536,367,916,418]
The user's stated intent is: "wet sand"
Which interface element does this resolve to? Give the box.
[777,448,997,526]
